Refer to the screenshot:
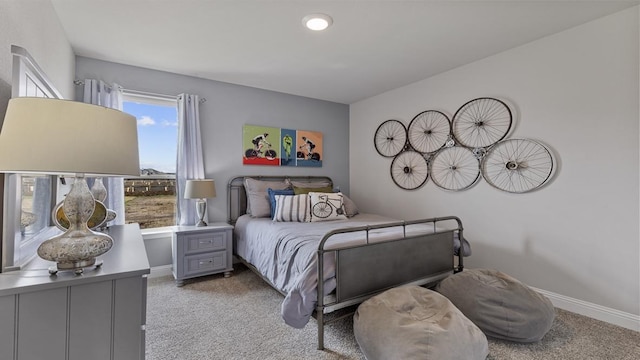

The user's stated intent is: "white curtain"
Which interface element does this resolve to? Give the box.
[176,94,204,225]
[82,79,127,225]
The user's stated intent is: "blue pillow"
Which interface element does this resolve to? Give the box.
[267,188,295,219]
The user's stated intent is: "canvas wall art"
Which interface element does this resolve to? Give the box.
[242,125,322,167]
[280,128,297,167]
[242,125,281,166]
[296,130,323,168]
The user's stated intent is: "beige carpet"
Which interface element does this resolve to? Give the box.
[146,264,640,360]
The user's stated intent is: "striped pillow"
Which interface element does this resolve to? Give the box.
[273,194,310,222]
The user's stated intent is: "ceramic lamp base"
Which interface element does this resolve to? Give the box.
[38,175,114,275]
[38,226,113,275]
[195,198,207,226]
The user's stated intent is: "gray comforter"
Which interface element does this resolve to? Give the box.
[234,213,470,328]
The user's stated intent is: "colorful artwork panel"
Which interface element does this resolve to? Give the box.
[280,128,297,167]
[242,125,281,166]
[242,125,323,167]
[296,130,323,168]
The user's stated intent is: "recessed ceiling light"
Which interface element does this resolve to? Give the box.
[302,14,333,31]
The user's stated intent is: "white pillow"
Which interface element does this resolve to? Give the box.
[309,192,347,222]
[273,194,310,222]
[244,178,289,218]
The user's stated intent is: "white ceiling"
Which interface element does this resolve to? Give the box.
[50,0,638,104]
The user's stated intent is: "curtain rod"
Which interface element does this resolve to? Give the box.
[73,79,206,103]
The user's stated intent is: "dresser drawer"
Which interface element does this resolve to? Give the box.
[180,231,227,255]
[183,252,227,276]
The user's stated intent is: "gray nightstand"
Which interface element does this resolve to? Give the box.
[171,223,233,286]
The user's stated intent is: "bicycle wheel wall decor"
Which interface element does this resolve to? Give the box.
[374,119,407,157]
[481,138,554,193]
[374,97,555,193]
[452,97,512,149]
[390,150,429,190]
[430,146,480,191]
[408,110,451,154]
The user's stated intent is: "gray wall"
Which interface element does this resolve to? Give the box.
[75,57,350,266]
[75,57,350,221]
[350,7,639,321]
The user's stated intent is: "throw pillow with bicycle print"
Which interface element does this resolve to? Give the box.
[309,192,347,222]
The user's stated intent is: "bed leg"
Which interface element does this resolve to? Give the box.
[317,311,325,350]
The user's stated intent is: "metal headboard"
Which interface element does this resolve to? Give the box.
[227,175,333,224]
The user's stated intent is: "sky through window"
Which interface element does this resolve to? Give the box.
[123,101,178,174]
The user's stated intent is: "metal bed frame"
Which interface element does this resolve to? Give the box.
[228,175,465,350]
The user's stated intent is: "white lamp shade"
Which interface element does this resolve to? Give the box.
[0,97,140,176]
[184,179,216,199]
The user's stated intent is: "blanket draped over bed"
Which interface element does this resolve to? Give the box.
[234,213,470,328]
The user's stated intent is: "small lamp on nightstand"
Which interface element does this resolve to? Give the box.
[184,179,216,226]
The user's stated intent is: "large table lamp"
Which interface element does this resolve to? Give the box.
[0,97,140,274]
[184,179,216,226]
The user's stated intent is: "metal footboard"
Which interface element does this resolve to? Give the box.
[315,216,465,350]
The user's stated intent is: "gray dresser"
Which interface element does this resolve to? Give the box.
[0,224,150,360]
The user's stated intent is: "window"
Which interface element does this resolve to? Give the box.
[20,175,51,238]
[3,46,62,271]
[121,93,178,229]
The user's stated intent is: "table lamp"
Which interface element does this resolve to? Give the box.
[0,97,140,274]
[184,179,216,226]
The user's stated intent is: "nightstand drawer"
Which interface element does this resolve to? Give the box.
[182,231,227,254]
[184,252,227,276]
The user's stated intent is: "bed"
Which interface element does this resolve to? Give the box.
[228,175,469,350]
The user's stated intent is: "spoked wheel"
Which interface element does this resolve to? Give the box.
[245,149,257,158]
[481,139,554,193]
[312,202,332,218]
[452,97,512,149]
[408,110,451,154]
[265,149,277,160]
[390,150,429,190]
[430,147,481,191]
[374,119,407,157]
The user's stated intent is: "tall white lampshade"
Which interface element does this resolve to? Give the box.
[0,97,140,274]
[184,179,216,227]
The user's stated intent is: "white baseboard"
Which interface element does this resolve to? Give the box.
[531,287,639,332]
[149,265,173,279]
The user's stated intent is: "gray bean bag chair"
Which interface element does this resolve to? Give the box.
[435,269,555,343]
[354,286,488,360]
